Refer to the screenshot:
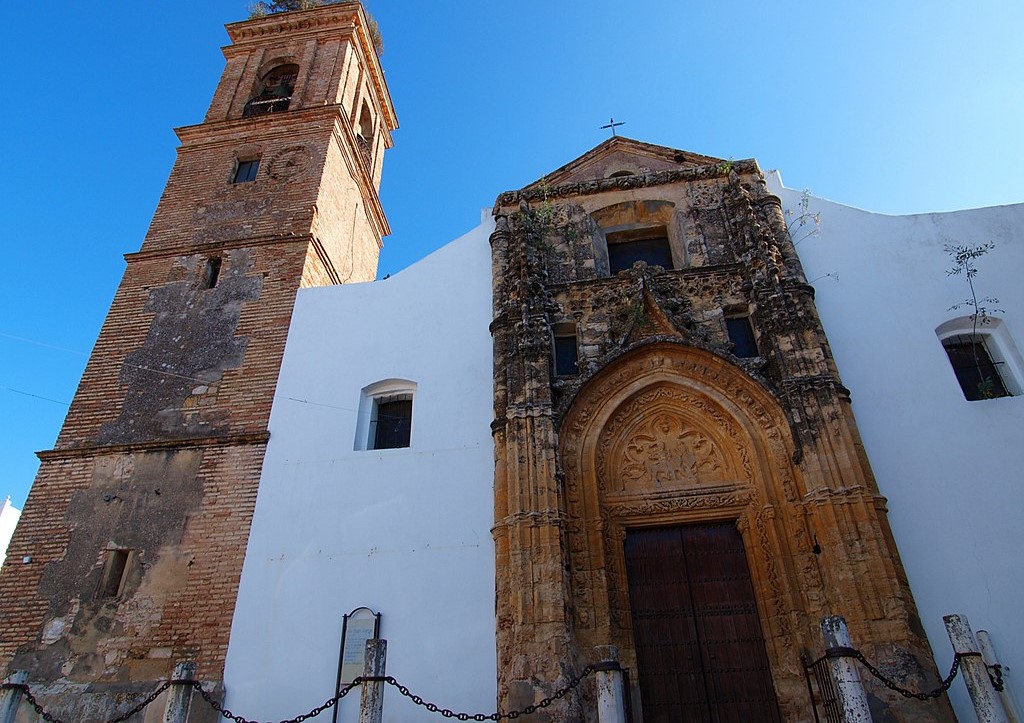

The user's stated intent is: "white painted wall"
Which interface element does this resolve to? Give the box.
[770,173,1024,721]
[223,213,497,722]
[0,498,20,568]
[225,173,1023,722]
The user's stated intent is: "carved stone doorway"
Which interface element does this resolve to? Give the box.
[623,523,783,723]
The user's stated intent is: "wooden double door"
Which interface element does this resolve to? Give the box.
[624,523,782,723]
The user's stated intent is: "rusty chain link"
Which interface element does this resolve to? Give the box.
[1,666,596,723]
[988,663,1005,692]
[184,677,362,723]
[850,649,962,700]
[383,665,595,720]
[822,647,1004,702]
[2,680,173,723]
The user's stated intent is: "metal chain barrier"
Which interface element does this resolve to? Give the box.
[1,666,596,723]
[185,677,363,723]
[2,680,173,723]
[988,663,1005,692]
[384,665,596,721]
[822,646,1001,701]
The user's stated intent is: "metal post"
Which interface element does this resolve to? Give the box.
[0,671,27,723]
[163,661,197,723]
[358,639,387,723]
[594,645,627,723]
[978,630,1022,723]
[821,616,873,723]
[945,615,1009,723]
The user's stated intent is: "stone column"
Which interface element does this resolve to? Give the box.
[594,646,627,723]
[978,630,1022,723]
[945,615,1008,723]
[821,616,873,723]
[358,639,387,723]
[162,661,196,723]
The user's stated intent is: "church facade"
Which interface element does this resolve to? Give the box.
[1,3,1021,723]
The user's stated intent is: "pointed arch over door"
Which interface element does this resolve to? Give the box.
[558,342,814,720]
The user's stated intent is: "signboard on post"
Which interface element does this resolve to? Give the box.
[333,607,382,723]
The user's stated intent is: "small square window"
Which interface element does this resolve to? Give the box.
[232,159,260,184]
[726,317,759,358]
[355,381,417,451]
[372,397,412,449]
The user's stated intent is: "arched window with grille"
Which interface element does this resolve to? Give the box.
[354,379,417,450]
[936,316,1021,401]
[243,64,299,118]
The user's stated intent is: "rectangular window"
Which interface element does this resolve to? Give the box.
[97,549,132,599]
[232,159,260,184]
[554,333,579,377]
[726,317,759,358]
[943,336,1010,401]
[608,236,674,274]
[372,397,412,449]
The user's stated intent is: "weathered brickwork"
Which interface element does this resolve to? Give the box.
[490,138,954,722]
[0,4,396,719]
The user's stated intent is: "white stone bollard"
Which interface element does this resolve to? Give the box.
[0,671,27,723]
[594,645,627,723]
[978,630,1022,723]
[358,639,387,723]
[163,661,197,723]
[821,616,873,723]
[945,615,1009,723]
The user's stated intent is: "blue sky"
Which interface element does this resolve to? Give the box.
[1,1,1022,507]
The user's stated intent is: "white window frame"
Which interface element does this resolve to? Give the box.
[354,378,417,451]
[935,316,1022,398]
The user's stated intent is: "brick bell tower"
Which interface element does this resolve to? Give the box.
[0,3,394,717]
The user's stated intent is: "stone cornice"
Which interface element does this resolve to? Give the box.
[174,104,347,146]
[38,432,271,460]
[493,158,759,211]
[127,233,313,263]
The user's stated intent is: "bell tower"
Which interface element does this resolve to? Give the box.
[0,3,395,718]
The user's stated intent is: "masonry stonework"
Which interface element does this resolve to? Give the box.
[490,138,955,722]
[0,5,395,720]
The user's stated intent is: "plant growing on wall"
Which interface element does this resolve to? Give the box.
[945,242,1003,398]
[248,1,384,53]
[786,190,821,246]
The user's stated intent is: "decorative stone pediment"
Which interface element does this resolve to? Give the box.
[521,137,725,189]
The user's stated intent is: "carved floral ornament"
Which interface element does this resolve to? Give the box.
[597,393,751,495]
[561,343,797,511]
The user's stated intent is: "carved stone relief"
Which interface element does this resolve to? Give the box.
[615,414,727,491]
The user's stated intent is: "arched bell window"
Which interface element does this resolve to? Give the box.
[243,64,299,118]
[356,102,375,168]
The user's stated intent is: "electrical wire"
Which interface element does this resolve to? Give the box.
[0,386,70,406]
[1,331,413,420]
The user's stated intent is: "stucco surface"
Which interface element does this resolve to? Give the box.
[773,174,1024,720]
[223,215,497,722]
